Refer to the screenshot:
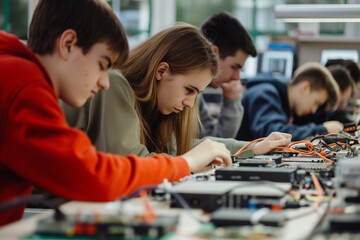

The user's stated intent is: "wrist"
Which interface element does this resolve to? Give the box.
[253,143,259,155]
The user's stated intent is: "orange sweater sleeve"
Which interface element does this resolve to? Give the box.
[1,80,190,202]
[0,33,192,226]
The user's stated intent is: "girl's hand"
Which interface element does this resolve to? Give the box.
[253,132,292,155]
[181,139,232,173]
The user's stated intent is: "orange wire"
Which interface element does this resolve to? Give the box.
[234,137,265,156]
[235,145,333,163]
[311,173,323,210]
[140,190,156,224]
[325,133,360,141]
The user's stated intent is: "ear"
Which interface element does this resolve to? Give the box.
[58,29,78,60]
[155,62,169,81]
[300,80,311,94]
[212,45,220,58]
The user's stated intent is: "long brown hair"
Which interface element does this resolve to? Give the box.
[121,24,218,155]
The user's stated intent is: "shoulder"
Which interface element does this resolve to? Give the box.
[97,69,136,106]
[245,81,279,97]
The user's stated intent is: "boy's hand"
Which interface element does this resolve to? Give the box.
[222,80,244,100]
[323,121,343,133]
[181,139,232,173]
[253,132,292,155]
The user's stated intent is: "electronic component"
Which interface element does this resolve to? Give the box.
[237,158,272,167]
[343,123,357,133]
[35,212,178,239]
[253,155,282,164]
[210,208,286,227]
[215,167,297,184]
[322,135,350,145]
[269,151,298,158]
[328,214,360,232]
[336,158,360,204]
[170,180,291,212]
[280,156,334,171]
[282,156,326,163]
[282,162,332,170]
[233,155,282,165]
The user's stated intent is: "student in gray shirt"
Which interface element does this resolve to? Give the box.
[199,11,257,138]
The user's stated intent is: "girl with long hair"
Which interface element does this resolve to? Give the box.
[61,24,290,163]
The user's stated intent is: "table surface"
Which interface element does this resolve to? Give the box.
[0,196,330,240]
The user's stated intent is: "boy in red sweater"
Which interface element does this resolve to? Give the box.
[0,0,234,226]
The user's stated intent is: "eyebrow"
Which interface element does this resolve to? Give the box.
[234,63,243,69]
[101,55,112,69]
[189,85,202,94]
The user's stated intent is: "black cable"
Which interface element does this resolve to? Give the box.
[320,140,335,152]
[309,135,325,143]
[0,196,65,221]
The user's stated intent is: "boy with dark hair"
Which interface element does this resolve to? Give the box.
[236,62,344,141]
[325,59,360,85]
[0,0,232,226]
[198,11,257,138]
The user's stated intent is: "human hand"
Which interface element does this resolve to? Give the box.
[323,121,343,133]
[253,132,292,155]
[221,80,244,100]
[181,139,232,173]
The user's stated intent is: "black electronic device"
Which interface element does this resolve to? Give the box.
[170,180,291,212]
[322,134,350,145]
[35,212,178,239]
[210,208,286,227]
[215,167,297,184]
[237,158,272,167]
[233,155,282,165]
[328,214,360,232]
[269,151,298,158]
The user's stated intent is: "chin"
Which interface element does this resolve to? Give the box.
[72,99,87,108]
[159,109,171,115]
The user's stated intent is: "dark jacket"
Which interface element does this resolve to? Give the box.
[236,74,328,141]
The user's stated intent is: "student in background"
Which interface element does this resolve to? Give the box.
[61,24,291,160]
[0,0,233,227]
[325,59,360,111]
[325,59,360,90]
[198,11,258,138]
[236,62,343,141]
[294,65,356,125]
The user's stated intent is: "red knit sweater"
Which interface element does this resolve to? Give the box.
[0,31,190,226]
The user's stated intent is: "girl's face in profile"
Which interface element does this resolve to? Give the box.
[156,64,212,115]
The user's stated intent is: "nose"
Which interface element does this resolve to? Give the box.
[232,69,240,80]
[183,95,196,108]
[98,72,110,90]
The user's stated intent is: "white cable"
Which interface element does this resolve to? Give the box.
[250,208,270,225]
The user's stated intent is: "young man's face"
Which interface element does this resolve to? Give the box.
[294,88,329,116]
[157,68,212,115]
[210,49,248,88]
[59,42,117,108]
